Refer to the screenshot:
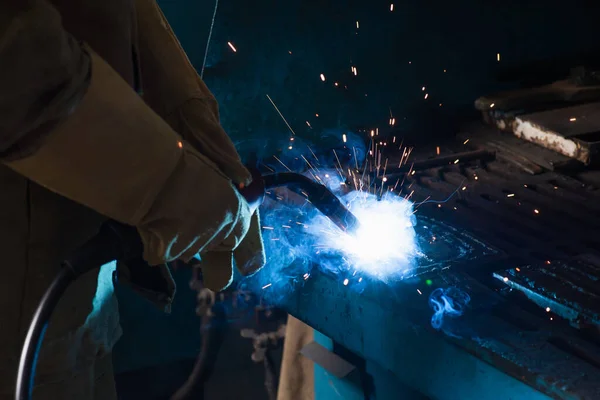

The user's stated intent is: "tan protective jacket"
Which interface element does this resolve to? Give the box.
[0,0,264,397]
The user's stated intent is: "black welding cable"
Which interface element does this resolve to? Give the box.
[262,172,360,233]
[15,222,139,400]
[15,265,76,400]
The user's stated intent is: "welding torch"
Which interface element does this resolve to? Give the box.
[15,171,359,400]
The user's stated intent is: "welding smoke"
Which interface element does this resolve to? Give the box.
[428,287,471,334]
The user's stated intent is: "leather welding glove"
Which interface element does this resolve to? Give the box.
[135,0,266,290]
[3,44,254,271]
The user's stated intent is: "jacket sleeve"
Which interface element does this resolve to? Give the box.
[0,0,251,266]
[0,1,90,159]
[134,0,266,288]
[134,0,252,187]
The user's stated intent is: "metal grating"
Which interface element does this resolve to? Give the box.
[358,123,600,399]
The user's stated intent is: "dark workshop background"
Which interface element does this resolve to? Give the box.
[113,0,600,398]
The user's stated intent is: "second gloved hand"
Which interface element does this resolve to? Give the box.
[197,169,266,291]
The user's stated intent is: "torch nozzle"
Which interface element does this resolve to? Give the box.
[262,172,360,234]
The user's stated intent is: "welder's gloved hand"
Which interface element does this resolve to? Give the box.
[198,168,266,291]
[2,46,263,281]
[134,0,267,291]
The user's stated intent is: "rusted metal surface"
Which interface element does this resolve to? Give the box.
[476,103,600,165]
[458,124,577,173]
[513,103,600,165]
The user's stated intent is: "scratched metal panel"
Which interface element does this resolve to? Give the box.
[494,259,600,329]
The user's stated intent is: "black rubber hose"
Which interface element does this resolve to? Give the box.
[16,172,359,400]
[15,266,75,400]
[15,221,142,400]
[262,172,360,233]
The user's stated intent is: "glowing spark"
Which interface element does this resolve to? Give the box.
[506,193,514,198]
[306,121,311,127]
[342,133,347,143]
[436,146,440,155]
[227,42,237,52]
[497,53,501,61]
[382,177,388,182]
[461,186,466,191]
[304,273,310,280]
[262,283,272,289]
[424,93,429,99]
[273,155,292,171]
[463,139,470,144]
[453,159,459,164]
[315,113,319,117]
[334,82,339,87]
[343,278,349,286]
[356,21,359,29]
[262,226,274,230]
[390,3,394,11]
[371,130,375,137]
[545,260,551,265]
[288,146,293,150]
[546,307,551,312]
[422,86,426,91]
[490,103,495,108]
[569,117,577,122]
[177,141,183,148]
[515,267,521,272]
[266,94,297,136]
[417,289,422,295]
[534,209,540,214]
[358,277,363,282]
[320,73,326,81]
[503,277,509,282]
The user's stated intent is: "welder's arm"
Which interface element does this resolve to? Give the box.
[0,1,251,266]
[135,0,266,290]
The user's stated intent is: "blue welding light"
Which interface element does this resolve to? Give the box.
[308,189,420,281]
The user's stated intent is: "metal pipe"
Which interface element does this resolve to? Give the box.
[378,149,495,178]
